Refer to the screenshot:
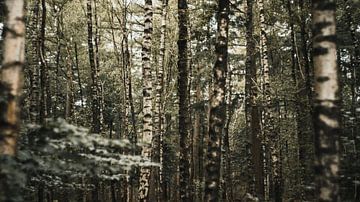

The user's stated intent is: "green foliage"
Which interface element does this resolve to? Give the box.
[3,119,158,197]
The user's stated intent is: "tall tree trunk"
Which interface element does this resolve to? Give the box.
[298,1,315,199]
[312,0,340,201]
[245,0,264,199]
[193,63,203,202]
[0,0,25,201]
[154,0,168,201]
[53,8,61,118]
[86,0,100,134]
[178,0,191,200]
[29,0,40,123]
[86,0,100,201]
[204,0,229,201]
[345,2,360,198]
[222,69,236,201]
[94,0,103,130]
[65,44,74,120]
[138,0,153,201]
[0,0,24,157]
[259,0,281,200]
[74,42,84,108]
[39,0,49,124]
[288,0,314,199]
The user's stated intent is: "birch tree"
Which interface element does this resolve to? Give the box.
[312,0,340,201]
[0,0,25,201]
[154,0,169,201]
[258,0,282,199]
[139,0,154,200]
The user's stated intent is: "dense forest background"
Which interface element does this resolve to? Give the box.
[0,0,359,201]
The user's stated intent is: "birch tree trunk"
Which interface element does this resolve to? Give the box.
[312,0,340,201]
[0,0,24,156]
[0,0,25,201]
[204,0,229,201]
[138,0,153,201]
[259,0,282,200]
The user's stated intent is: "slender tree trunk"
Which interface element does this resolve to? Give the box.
[86,0,100,201]
[53,8,61,118]
[107,3,126,141]
[74,42,84,108]
[127,16,137,145]
[312,0,340,201]
[288,0,313,199]
[222,69,236,201]
[193,64,202,202]
[298,1,315,199]
[345,2,360,198]
[204,0,229,201]
[65,44,74,120]
[154,1,168,201]
[86,0,100,134]
[287,0,297,83]
[0,0,25,201]
[29,0,40,123]
[259,0,281,200]
[178,0,191,200]
[94,0,104,130]
[245,0,264,199]
[299,0,313,108]
[138,0,153,201]
[39,0,49,124]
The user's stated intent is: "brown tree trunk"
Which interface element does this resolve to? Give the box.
[178,0,191,200]
[74,42,84,108]
[28,0,40,123]
[298,1,315,199]
[86,0,100,134]
[65,44,74,120]
[86,0,100,201]
[245,0,264,199]
[204,0,229,201]
[259,0,282,200]
[94,0,104,130]
[39,0,50,124]
[288,1,314,200]
[193,64,202,202]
